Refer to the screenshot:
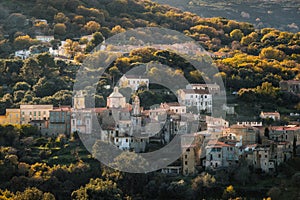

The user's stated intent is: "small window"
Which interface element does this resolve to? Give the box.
[185,161,188,165]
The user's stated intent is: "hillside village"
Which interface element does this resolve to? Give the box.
[1,76,299,177]
[0,0,299,199]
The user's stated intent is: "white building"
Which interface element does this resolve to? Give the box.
[36,35,54,43]
[178,89,212,113]
[253,146,275,173]
[260,111,280,121]
[71,109,92,134]
[187,83,220,95]
[113,136,148,152]
[119,75,149,91]
[107,87,127,108]
[15,50,30,59]
[160,102,186,114]
[204,140,239,170]
[236,122,263,127]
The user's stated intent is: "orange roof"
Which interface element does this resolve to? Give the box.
[206,140,233,148]
[270,126,300,131]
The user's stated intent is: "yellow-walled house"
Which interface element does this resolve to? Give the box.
[0,109,21,125]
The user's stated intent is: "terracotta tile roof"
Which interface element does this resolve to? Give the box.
[206,140,233,148]
[270,126,300,131]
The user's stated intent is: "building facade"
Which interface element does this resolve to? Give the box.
[260,111,280,121]
[20,105,53,125]
[187,83,221,95]
[119,75,149,91]
[0,109,21,125]
[280,80,300,94]
[48,107,72,136]
[107,87,127,108]
[178,89,212,113]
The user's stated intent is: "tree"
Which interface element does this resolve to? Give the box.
[192,173,216,199]
[73,15,85,25]
[13,187,55,200]
[293,136,297,157]
[267,187,281,200]
[222,185,236,199]
[14,35,39,50]
[111,25,125,35]
[264,127,270,138]
[54,23,67,36]
[63,39,82,59]
[85,32,104,52]
[20,58,42,85]
[230,29,244,41]
[234,159,251,186]
[5,13,27,29]
[108,66,120,86]
[84,21,101,34]
[54,12,69,23]
[241,32,257,46]
[71,178,123,200]
[14,90,25,102]
[259,47,286,61]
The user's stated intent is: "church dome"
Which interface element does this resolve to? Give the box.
[109,87,124,98]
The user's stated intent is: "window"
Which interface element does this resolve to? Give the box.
[126,139,128,143]
[185,161,188,165]
[185,155,188,159]
[38,111,41,116]
[218,154,221,158]
[265,155,267,158]
[34,111,36,116]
